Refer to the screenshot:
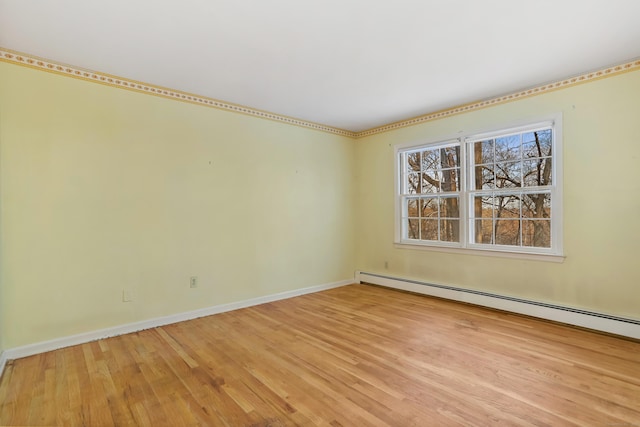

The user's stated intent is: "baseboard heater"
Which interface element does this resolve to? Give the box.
[356,271,640,340]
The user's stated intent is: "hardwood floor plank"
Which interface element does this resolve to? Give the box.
[1,284,639,426]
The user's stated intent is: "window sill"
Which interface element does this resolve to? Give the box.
[394,242,566,263]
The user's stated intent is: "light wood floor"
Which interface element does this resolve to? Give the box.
[1,284,639,426]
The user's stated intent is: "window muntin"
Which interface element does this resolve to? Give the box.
[401,143,461,244]
[471,191,551,248]
[468,127,554,250]
[470,129,552,190]
[397,120,561,256]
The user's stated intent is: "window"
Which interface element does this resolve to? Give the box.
[396,118,562,257]
[402,142,461,243]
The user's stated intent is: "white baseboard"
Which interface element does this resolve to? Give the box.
[0,279,352,374]
[357,271,640,340]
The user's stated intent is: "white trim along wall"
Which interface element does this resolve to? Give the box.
[357,272,640,340]
[3,272,640,381]
[0,279,351,379]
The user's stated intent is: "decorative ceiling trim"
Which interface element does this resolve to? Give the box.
[0,48,357,138]
[2,48,639,139]
[356,58,640,138]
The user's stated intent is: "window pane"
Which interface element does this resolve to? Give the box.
[421,150,439,170]
[439,197,459,218]
[473,140,494,164]
[522,193,551,218]
[407,199,419,217]
[440,168,459,192]
[420,219,438,241]
[406,152,421,172]
[495,135,521,162]
[421,171,440,193]
[420,198,438,218]
[522,141,538,159]
[475,219,494,244]
[495,219,521,245]
[495,161,521,188]
[522,131,537,144]
[407,219,420,239]
[533,129,552,154]
[407,173,421,194]
[497,194,521,219]
[440,219,460,242]
[521,195,535,218]
[523,158,552,186]
[522,159,541,186]
[475,165,494,189]
[523,130,551,157]
[440,146,460,168]
[474,196,495,219]
[523,220,551,248]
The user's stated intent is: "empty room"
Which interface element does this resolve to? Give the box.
[1,0,639,425]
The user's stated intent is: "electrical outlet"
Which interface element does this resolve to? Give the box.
[123,289,133,302]
[190,276,198,288]
[384,261,389,269]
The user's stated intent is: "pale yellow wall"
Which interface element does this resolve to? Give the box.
[0,62,356,348]
[2,60,639,351]
[355,70,640,319]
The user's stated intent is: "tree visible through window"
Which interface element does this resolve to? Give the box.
[470,129,552,248]
[404,143,460,243]
[397,120,561,256]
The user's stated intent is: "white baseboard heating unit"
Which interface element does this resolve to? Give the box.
[356,271,640,340]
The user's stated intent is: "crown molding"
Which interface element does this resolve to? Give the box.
[0,48,357,138]
[2,48,639,139]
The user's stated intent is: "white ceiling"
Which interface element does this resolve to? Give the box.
[2,0,640,132]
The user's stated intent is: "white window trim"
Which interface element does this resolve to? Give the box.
[394,114,564,261]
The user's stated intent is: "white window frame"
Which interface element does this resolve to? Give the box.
[394,114,563,261]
